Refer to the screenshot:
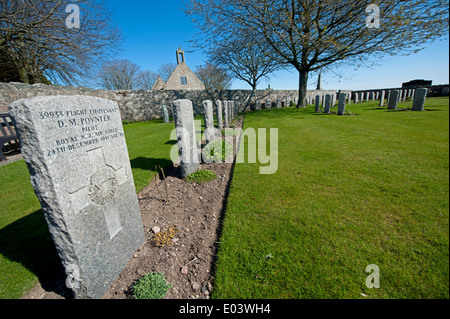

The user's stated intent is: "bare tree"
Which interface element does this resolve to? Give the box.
[195,62,233,91]
[186,0,449,107]
[136,70,159,90]
[98,59,140,90]
[157,63,177,82]
[0,0,122,85]
[208,35,283,91]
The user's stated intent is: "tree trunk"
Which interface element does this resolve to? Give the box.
[297,69,309,108]
[245,84,257,111]
[18,64,30,84]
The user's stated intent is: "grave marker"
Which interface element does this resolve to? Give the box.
[173,99,199,177]
[215,100,223,129]
[315,95,321,112]
[202,100,215,143]
[379,90,385,107]
[223,101,229,127]
[9,96,145,299]
[162,105,169,123]
[412,88,427,111]
[338,93,346,115]
[388,90,399,110]
[324,94,331,113]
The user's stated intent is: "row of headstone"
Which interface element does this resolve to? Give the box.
[173,99,238,178]
[314,88,427,114]
[386,88,427,111]
[353,89,417,105]
[314,92,347,115]
[7,95,240,299]
[9,95,240,299]
[161,99,237,126]
[254,96,298,110]
[352,88,426,111]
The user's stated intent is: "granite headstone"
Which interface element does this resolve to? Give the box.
[315,95,321,112]
[173,99,199,178]
[324,94,331,113]
[202,100,215,143]
[338,93,346,115]
[162,105,169,123]
[412,88,427,111]
[388,90,399,110]
[9,96,145,299]
[216,100,223,129]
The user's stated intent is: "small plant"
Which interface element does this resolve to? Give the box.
[221,129,238,137]
[152,225,178,247]
[133,272,172,299]
[202,140,233,162]
[185,169,217,184]
[153,165,169,202]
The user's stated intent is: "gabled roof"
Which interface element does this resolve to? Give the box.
[164,62,205,90]
[151,48,206,91]
[151,76,166,91]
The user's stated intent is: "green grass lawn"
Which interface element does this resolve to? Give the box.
[0,118,175,299]
[212,97,449,299]
[1,98,448,299]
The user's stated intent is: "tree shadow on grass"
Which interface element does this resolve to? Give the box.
[0,209,73,298]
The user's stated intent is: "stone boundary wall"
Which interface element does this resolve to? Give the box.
[0,82,343,122]
[3,82,446,123]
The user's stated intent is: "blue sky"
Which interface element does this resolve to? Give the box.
[105,0,449,90]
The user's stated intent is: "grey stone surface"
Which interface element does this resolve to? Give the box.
[162,105,169,123]
[276,99,281,108]
[228,101,233,121]
[324,94,331,113]
[412,88,427,111]
[173,99,199,177]
[223,101,229,128]
[215,100,223,129]
[388,90,399,110]
[202,100,215,143]
[9,95,145,299]
[379,90,385,107]
[315,95,321,112]
[338,93,346,115]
